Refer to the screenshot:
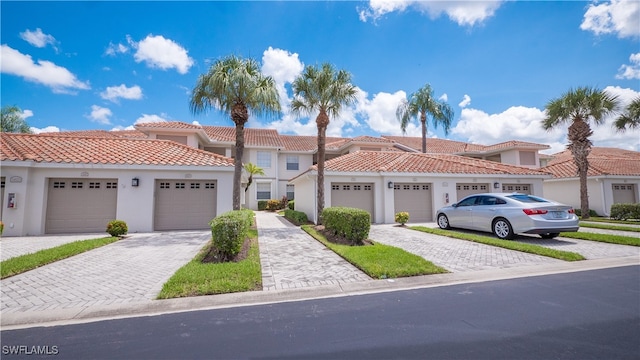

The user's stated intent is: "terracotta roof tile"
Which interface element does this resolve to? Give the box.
[135,121,202,130]
[313,151,549,175]
[484,140,550,151]
[202,126,236,142]
[1,133,234,167]
[42,129,148,139]
[542,147,640,178]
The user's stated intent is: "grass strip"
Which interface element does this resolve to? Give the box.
[410,226,585,262]
[157,229,261,299]
[579,222,640,233]
[581,217,640,225]
[301,225,448,279]
[559,231,640,246]
[1,237,119,279]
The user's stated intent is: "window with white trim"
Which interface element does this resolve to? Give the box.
[257,151,271,168]
[286,155,299,171]
[256,182,271,200]
[286,184,295,200]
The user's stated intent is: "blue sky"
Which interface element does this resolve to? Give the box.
[2,0,639,153]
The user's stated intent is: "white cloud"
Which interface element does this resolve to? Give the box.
[87,105,112,125]
[105,42,129,56]
[458,94,471,108]
[580,0,640,38]
[20,28,57,49]
[359,0,504,26]
[0,45,90,93]
[30,126,60,134]
[616,52,640,79]
[110,125,136,131]
[134,113,168,124]
[20,109,34,119]
[594,86,640,151]
[439,93,448,102]
[131,34,194,74]
[358,89,420,136]
[100,84,143,102]
[261,47,304,108]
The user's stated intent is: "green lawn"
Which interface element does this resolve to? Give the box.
[1,237,119,279]
[579,221,640,233]
[302,225,448,279]
[410,226,585,261]
[157,229,262,299]
[559,231,640,246]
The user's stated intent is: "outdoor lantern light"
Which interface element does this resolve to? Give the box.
[494,182,500,189]
[132,177,140,187]
[388,181,394,189]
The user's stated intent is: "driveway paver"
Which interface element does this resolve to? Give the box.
[256,212,370,290]
[1,231,211,314]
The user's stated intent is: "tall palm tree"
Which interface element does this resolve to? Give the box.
[291,63,358,223]
[190,55,281,210]
[243,163,265,193]
[542,86,619,219]
[396,83,454,153]
[1,105,32,133]
[614,96,640,132]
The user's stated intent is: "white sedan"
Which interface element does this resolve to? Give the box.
[436,193,580,240]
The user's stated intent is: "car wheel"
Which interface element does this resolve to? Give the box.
[437,214,450,229]
[540,233,559,239]
[493,218,514,240]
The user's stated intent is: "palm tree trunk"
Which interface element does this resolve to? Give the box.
[420,112,427,153]
[567,119,593,220]
[316,111,330,224]
[232,104,248,210]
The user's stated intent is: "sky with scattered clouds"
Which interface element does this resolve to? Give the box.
[1,0,639,154]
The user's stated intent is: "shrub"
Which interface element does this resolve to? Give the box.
[610,203,640,221]
[106,220,128,237]
[288,200,295,210]
[209,209,253,261]
[257,200,268,211]
[279,196,289,210]
[395,212,410,225]
[284,209,308,225]
[0,221,4,236]
[322,207,371,245]
[575,208,598,218]
[266,199,281,211]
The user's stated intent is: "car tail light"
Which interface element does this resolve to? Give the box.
[568,209,575,214]
[523,209,548,215]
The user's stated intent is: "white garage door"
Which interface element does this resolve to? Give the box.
[502,184,532,195]
[612,184,636,204]
[330,183,374,222]
[154,180,217,231]
[456,183,489,200]
[45,179,118,234]
[394,183,433,222]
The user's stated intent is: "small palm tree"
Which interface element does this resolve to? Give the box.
[397,83,454,153]
[291,63,358,223]
[542,86,619,219]
[614,97,640,132]
[243,163,265,193]
[190,55,281,210]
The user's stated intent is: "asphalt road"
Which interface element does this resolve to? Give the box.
[2,266,639,360]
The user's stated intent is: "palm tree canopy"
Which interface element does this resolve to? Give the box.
[614,96,640,132]
[542,86,619,130]
[189,55,281,120]
[396,83,454,136]
[290,63,358,119]
[244,162,266,177]
[1,105,32,133]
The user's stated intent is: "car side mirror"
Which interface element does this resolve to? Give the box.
[452,203,458,208]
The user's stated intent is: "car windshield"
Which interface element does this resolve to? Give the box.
[506,194,549,203]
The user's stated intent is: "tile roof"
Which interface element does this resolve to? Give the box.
[542,147,640,178]
[1,133,234,167]
[135,121,202,130]
[43,129,148,139]
[312,151,550,175]
[382,136,484,153]
[484,140,550,152]
[201,126,236,142]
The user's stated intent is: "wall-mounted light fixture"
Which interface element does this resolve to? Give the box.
[493,182,500,189]
[132,177,140,187]
[388,181,394,189]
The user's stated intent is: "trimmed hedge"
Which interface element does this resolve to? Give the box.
[284,209,308,225]
[610,203,640,221]
[258,201,268,211]
[209,209,253,261]
[106,220,128,237]
[575,208,598,218]
[266,199,280,211]
[288,200,295,210]
[322,207,371,245]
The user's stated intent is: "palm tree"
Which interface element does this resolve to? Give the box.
[1,105,32,133]
[243,163,265,193]
[542,86,619,219]
[190,55,281,210]
[614,97,640,132]
[291,63,358,223]
[396,83,454,153]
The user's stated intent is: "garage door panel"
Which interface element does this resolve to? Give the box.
[394,183,433,222]
[502,184,532,194]
[154,180,217,231]
[612,184,636,204]
[330,183,374,222]
[46,179,118,234]
[456,183,489,200]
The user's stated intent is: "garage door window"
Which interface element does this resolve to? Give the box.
[257,183,271,200]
